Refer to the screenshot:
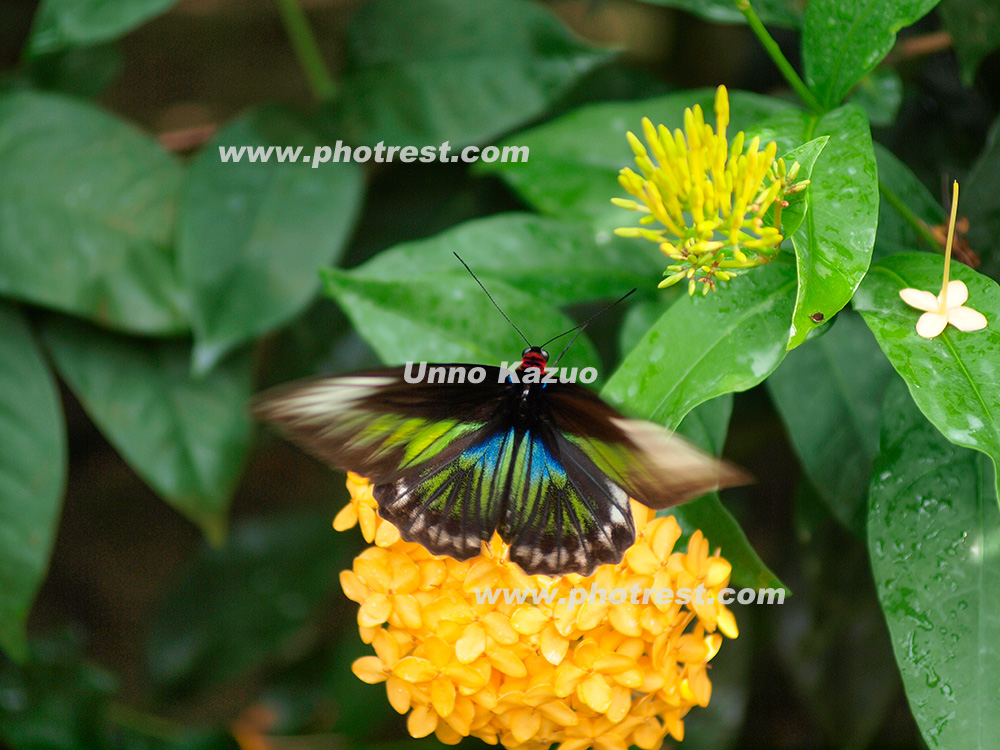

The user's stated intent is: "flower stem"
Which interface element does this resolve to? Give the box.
[736,0,824,113]
[274,0,338,102]
[940,181,959,311]
[878,178,943,250]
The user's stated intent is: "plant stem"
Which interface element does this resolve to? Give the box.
[877,178,943,251]
[736,0,823,113]
[274,0,338,102]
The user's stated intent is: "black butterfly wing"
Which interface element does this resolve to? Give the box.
[499,423,636,576]
[543,382,749,509]
[254,366,511,560]
[256,367,746,576]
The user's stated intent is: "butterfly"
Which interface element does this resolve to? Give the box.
[255,262,747,576]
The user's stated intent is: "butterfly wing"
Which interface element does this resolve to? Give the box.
[544,382,749,509]
[499,424,636,576]
[254,366,510,560]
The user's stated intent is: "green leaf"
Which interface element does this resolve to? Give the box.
[602,258,797,431]
[874,143,945,260]
[632,0,801,26]
[25,0,179,57]
[848,67,904,127]
[149,512,347,695]
[0,631,117,750]
[177,108,364,373]
[322,270,601,372]
[803,0,940,110]
[772,135,829,240]
[854,252,1000,498]
[940,0,1000,84]
[41,316,254,542]
[351,213,663,305]
[480,89,793,230]
[754,105,879,348]
[336,0,612,147]
[965,115,1000,280]
[767,311,896,533]
[673,493,786,592]
[25,43,122,99]
[0,90,186,334]
[778,483,901,748]
[869,380,1000,749]
[0,304,66,661]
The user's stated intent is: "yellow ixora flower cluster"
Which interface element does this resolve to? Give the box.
[613,85,807,295]
[335,473,738,750]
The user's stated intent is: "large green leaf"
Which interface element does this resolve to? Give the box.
[964,115,1000,281]
[176,108,363,373]
[336,0,612,147]
[42,317,254,543]
[869,380,1000,749]
[322,271,601,372]
[803,0,941,109]
[848,68,904,127]
[351,213,663,304]
[479,89,793,230]
[25,0,179,57]
[778,484,901,748]
[854,252,1000,497]
[0,304,66,661]
[617,302,785,591]
[940,0,1000,85]
[673,397,786,592]
[633,0,801,26]
[603,258,797,431]
[874,143,946,261]
[752,104,878,348]
[0,632,117,749]
[149,512,348,695]
[0,90,186,334]
[767,311,896,533]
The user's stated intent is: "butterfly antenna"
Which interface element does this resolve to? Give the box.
[547,288,637,367]
[453,253,531,346]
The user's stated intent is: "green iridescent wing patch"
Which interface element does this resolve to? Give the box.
[255,365,746,576]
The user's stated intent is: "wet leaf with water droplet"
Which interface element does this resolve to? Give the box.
[855,252,1000,501]
[869,380,1000,749]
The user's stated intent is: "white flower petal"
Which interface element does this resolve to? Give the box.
[947,306,988,332]
[915,311,948,338]
[900,288,940,313]
[941,280,969,308]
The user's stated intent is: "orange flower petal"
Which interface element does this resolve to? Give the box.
[455,622,487,663]
[578,673,613,713]
[431,676,456,718]
[407,706,437,738]
[393,656,436,683]
[358,593,392,627]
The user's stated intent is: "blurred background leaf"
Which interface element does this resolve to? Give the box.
[334,0,614,147]
[0,304,66,660]
[42,317,253,544]
[177,107,364,373]
[0,90,187,334]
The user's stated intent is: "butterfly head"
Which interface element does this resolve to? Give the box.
[520,346,549,373]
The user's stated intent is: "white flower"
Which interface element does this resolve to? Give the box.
[899,280,987,338]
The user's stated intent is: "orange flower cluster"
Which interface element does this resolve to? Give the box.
[335,473,738,750]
